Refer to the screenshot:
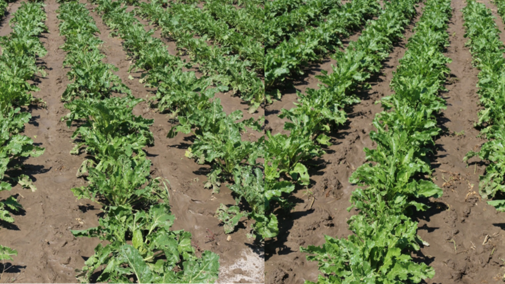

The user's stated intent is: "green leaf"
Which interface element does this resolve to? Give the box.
[0,245,17,261]
[132,229,143,250]
[487,200,505,211]
[117,244,154,284]
[17,174,36,192]
[289,163,310,185]
[215,204,245,234]
[180,251,220,283]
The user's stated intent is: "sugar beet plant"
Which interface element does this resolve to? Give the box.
[463,0,505,211]
[141,0,403,239]
[56,2,219,282]
[163,0,263,70]
[204,0,263,41]
[264,0,381,90]
[99,0,419,240]
[264,0,421,238]
[137,0,264,112]
[90,0,271,239]
[0,0,6,18]
[0,1,46,265]
[301,0,452,282]
[264,0,341,49]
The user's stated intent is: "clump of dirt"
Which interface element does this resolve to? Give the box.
[219,246,265,283]
[313,175,343,200]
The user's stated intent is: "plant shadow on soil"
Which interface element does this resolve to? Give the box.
[0,218,22,231]
[0,218,27,277]
[77,204,97,213]
[6,162,49,184]
[265,207,313,260]
[493,223,505,230]
[167,135,194,150]
[0,263,26,276]
[0,11,10,30]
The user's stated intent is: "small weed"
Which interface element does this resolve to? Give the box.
[453,130,465,136]
[449,239,457,252]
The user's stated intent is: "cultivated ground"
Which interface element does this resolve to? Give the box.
[264,0,505,283]
[0,0,263,282]
[1,0,505,283]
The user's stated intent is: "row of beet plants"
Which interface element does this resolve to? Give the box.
[204,0,263,40]
[302,0,452,281]
[0,1,46,262]
[265,0,304,16]
[264,0,341,49]
[90,0,270,239]
[463,0,505,211]
[56,1,219,282]
[137,0,264,111]
[153,0,263,69]
[174,0,263,7]
[0,0,6,17]
[93,0,417,241]
[265,0,419,239]
[132,0,421,240]
[264,0,381,89]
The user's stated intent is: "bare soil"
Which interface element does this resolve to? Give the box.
[418,0,505,282]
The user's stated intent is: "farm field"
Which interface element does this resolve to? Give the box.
[1,0,505,283]
[264,0,505,282]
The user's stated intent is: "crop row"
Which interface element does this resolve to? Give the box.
[463,0,505,211]
[265,0,381,89]
[204,0,262,9]
[265,0,308,24]
[264,0,341,49]
[0,0,7,18]
[168,1,262,67]
[0,0,46,265]
[139,0,262,68]
[56,1,219,282]
[126,2,422,241]
[203,0,263,40]
[137,0,264,111]
[302,0,452,281]
[88,0,271,239]
[265,0,419,239]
